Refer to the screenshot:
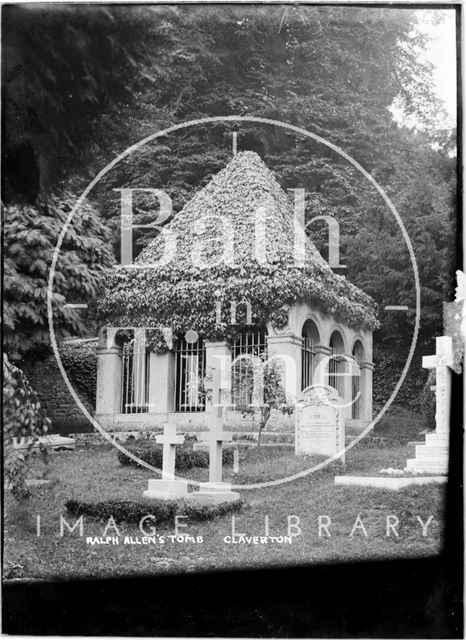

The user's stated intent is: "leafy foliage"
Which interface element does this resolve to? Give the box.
[65,498,178,525]
[3,5,456,352]
[233,354,294,446]
[2,5,160,199]
[60,341,98,405]
[95,6,455,346]
[100,151,379,342]
[3,193,115,354]
[3,353,51,499]
[372,344,433,411]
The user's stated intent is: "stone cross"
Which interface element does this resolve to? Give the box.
[232,131,238,156]
[210,365,224,421]
[155,423,184,481]
[200,421,233,483]
[422,336,454,435]
[201,366,233,482]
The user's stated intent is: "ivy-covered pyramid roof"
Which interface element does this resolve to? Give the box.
[100,151,378,342]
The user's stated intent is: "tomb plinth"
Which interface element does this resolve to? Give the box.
[143,423,189,499]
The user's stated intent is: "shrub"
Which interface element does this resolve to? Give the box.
[233,433,256,442]
[66,498,178,524]
[60,341,97,406]
[117,442,234,470]
[373,405,431,443]
[183,499,244,521]
[65,497,244,524]
[372,344,430,411]
[3,354,50,499]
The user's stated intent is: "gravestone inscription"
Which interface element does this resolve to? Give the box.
[295,385,345,462]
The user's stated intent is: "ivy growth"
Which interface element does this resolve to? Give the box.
[3,353,51,500]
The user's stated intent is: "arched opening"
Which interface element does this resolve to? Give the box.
[174,334,206,412]
[328,330,345,397]
[231,328,267,409]
[120,329,150,414]
[301,319,320,390]
[352,340,365,419]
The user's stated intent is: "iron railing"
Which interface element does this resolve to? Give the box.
[352,353,361,419]
[121,342,150,413]
[231,329,267,409]
[174,335,206,412]
[301,337,315,390]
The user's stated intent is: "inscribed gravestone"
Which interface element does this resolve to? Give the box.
[295,385,345,461]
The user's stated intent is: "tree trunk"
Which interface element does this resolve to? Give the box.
[257,407,270,448]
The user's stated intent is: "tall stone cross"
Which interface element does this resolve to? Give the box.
[155,423,184,481]
[202,366,233,483]
[422,336,454,435]
[201,422,234,483]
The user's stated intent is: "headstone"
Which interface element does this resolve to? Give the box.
[143,423,189,499]
[405,336,454,475]
[295,385,345,463]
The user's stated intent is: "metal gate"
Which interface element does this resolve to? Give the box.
[231,329,267,409]
[328,346,345,397]
[301,337,315,390]
[174,335,206,412]
[352,353,361,419]
[121,342,150,413]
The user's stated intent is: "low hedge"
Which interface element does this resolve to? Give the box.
[65,497,244,524]
[66,498,177,523]
[117,442,234,470]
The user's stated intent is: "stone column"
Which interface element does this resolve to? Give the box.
[96,345,122,416]
[359,361,374,422]
[266,334,302,402]
[205,341,232,418]
[148,351,175,415]
[313,344,332,386]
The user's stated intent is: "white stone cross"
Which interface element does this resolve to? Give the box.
[200,365,233,482]
[232,131,238,156]
[200,421,234,483]
[422,336,454,435]
[155,423,185,481]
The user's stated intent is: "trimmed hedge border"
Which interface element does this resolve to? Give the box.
[117,442,234,470]
[65,497,244,524]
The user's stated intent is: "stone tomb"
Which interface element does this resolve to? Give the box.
[295,384,345,462]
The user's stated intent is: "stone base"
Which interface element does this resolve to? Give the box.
[12,434,76,451]
[404,431,449,475]
[187,482,240,505]
[143,479,189,500]
[335,475,447,490]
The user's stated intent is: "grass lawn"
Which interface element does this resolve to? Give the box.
[3,440,445,580]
